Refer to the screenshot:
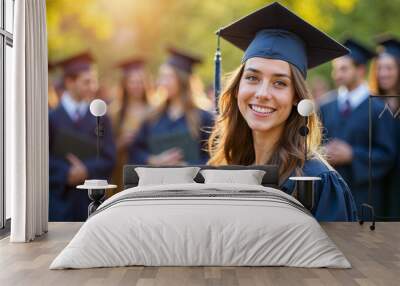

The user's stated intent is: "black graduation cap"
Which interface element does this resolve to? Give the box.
[217,1,348,78]
[166,47,202,74]
[58,51,94,77]
[376,36,400,60]
[343,39,376,65]
[117,58,146,75]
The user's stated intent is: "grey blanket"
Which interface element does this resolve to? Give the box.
[91,188,310,218]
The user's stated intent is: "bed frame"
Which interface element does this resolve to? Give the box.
[122,165,279,189]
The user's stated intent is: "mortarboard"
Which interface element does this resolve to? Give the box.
[376,36,400,60]
[342,38,376,65]
[117,58,146,75]
[57,51,94,77]
[217,2,348,78]
[165,47,202,74]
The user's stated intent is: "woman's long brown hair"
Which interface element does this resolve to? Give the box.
[208,63,322,184]
[117,70,150,134]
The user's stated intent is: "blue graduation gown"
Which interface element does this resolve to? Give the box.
[49,104,116,222]
[128,109,214,165]
[319,96,396,216]
[384,116,400,217]
[281,158,358,221]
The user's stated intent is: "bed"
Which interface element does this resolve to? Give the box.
[50,165,350,269]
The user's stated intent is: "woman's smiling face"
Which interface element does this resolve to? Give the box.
[237,57,296,133]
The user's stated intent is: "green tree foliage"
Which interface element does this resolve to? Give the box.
[47,0,113,59]
[47,0,400,86]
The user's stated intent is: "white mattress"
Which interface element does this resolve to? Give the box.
[50,183,351,269]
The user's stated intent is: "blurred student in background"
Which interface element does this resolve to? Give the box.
[49,52,116,221]
[319,39,396,216]
[371,37,400,218]
[109,58,153,189]
[128,47,214,165]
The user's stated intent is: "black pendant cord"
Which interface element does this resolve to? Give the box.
[359,96,375,230]
[368,96,372,207]
[96,116,100,162]
[305,116,308,162]
[299,117,309,163]
[214,30,221,115]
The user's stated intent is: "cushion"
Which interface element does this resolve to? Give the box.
[200,169,266,185]
[135,167,201,186]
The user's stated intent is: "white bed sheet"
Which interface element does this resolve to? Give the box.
[50,183,350,269]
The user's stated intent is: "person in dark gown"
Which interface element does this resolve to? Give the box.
[49,52,116,221]
[207,2,357,221]
[128,47,214,166]
[319,39,396,217]
[109,58,152,192]
[371,36,400,218]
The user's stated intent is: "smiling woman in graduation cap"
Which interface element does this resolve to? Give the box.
[128,47,214,165]
[208,2,357,221]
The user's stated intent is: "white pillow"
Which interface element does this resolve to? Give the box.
[200,169,266,185]
[135,167,201,186]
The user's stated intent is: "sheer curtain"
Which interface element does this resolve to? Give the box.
[7,0,49,242]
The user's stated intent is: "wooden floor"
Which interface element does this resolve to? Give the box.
[0,222,399,286]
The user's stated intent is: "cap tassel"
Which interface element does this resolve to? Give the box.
[214,30,222,115]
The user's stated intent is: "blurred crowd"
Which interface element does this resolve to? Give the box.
[48,36,400,221]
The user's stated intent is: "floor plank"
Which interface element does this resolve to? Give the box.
[0,222,399,286]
